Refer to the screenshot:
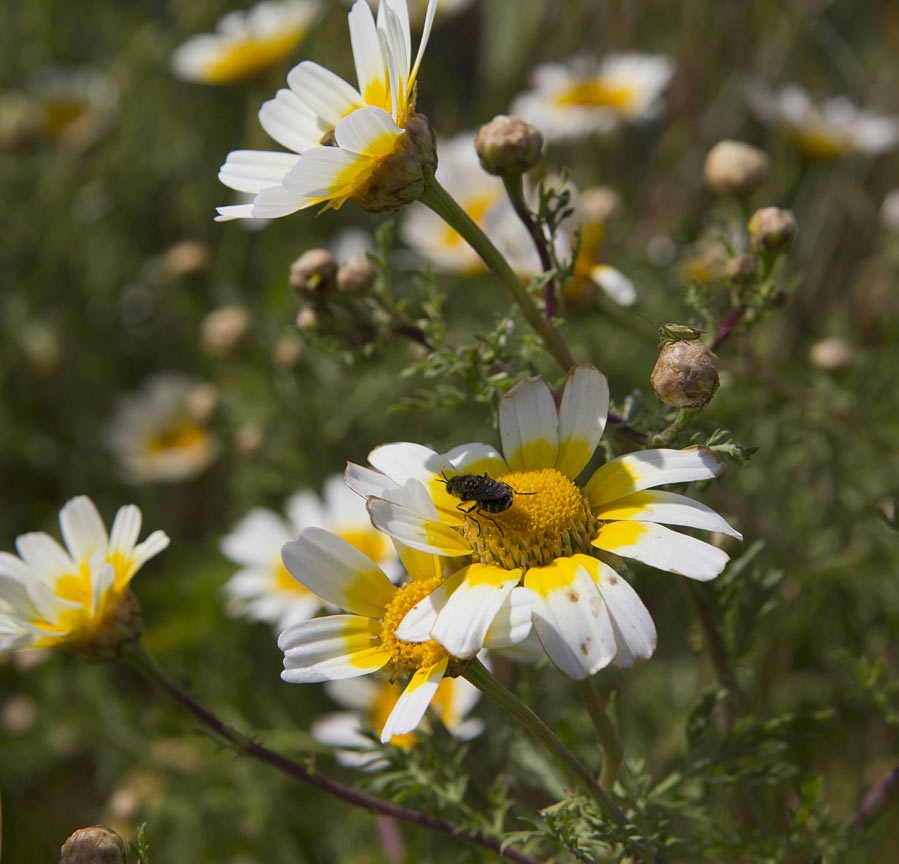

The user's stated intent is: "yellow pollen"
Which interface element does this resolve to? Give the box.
[556,80,634,110]
[463,468,598,570]
[379,575,448,671]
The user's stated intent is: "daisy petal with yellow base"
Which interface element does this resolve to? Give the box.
[350,363,741,679]
[216,0,439,221]
[171,0,321,86]
[279,526,532,741]
[0,496,168,657]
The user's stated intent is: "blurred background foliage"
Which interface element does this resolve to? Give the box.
[1,0,898,861]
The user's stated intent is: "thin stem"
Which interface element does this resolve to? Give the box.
[419,177,576,373]
[575,679,622,789]
[501,174,557,320]
[651,407,700,448]
[711,303,747,352]
[121,641,541,864]
[463,658,627,826]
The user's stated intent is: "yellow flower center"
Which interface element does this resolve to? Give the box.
[556,80,634,110]
[787,127,854,159]
[206,31,305,84]
[379,575,449,671]
[42,98,88,137]
[146,421,208,454]
[462,468,598,570]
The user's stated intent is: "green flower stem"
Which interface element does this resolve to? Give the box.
[651,407,700,447]
[120,640,542,864]
[575,679,622,789]
[419,176,576,373]
[463,658,627,825]
[501,174,557,319]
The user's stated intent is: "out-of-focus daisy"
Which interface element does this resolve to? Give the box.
[880,189,899,232]
[278,522,533,742]
[311,673,483,770]
[216,0,439,222]
[172,1,322,86]
[348,364,741,680]
[24,67,118,149]
[0,496,168,657]
[221,474,401,631]
[106,375,219,484]
[748,83,899,159]
[511,53,674,142]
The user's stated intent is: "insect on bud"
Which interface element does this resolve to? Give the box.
[747,207,797,255]
[290,249,338,300]
[475,114,544,177]
[60,826,126,864]
[725,252,759,285]
[337,255,376,295]
[651,338,720,409]
[350,112,437,212]
[703,140,770,197]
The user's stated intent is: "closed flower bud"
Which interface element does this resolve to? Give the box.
[337,255,376,294]
[580,185,621,223]
[747,207,797,254]
[725,252,759,284]
[163,240,211,276]
[351,112,437,212]
[703,140,770,197]
[290,249,338,300]
[60,826,126,864]
[651,339,720,408]
[475,114,543,176]
[272,332,303,367]
[200,304,250,356]
[296,305,318,330]
[809,337,854,370]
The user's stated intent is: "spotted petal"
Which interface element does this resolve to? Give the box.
[499,376,559,471]
[555,364,609,480]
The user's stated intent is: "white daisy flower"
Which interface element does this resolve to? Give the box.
[511,53,674,142]
[278,521,532,742]
[347,364,741,680]
[171,0,322,86]
[216,0,439,221]
[30,66,118,149]
[221,474,401,632]
[0,497,168,655]
[311,672,483,771]
[106,375,219,484]
[748,82,899,159]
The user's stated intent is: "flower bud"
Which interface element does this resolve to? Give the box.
[60,826,126,864]
[290,249,338,300]
[747,207,797,255]
[703,140,770,197]
[651,339,719,408]
[200,304,250,357]
[351,112,437,212]
[272,332,303,367]
[580,185,621,223]
[163,240,210,276]
[337,255,376,294]
[296,305,318,330]
[809,337,854,371]
[725,252,759,285]
[475,114,543,176]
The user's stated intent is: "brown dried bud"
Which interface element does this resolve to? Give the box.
[60,826,126,864]
[290,249,338,300]
[703,140,770,197]
[475,114,543,176]
[272,332,303,367]
[351,112,437,212]
[200,304,250,356]
[337,255,376,294]
[235,423,264,455]
[725,252,759,285]
[651,340,720,408]
[747,207,797,255]
[809,337,854,371]
[163,240,211,276]
[186,383,218,423]
[296,305,318,330]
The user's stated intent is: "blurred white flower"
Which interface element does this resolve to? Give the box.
[106,375,219,484]
[881,189,899,232]
[511,53,674,142]
[172,0,321,85]
[311,673,483,771]
[221,475,401,632]
[748,82,899,159]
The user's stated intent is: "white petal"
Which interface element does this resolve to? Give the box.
[287,61,363,127]
[555,364,609,480]
[129,530,170,571]
[443,443,508,477]
[15,532,75,583]
[218,149,300,194]
[252,183,315,217]
[221,508,292,566]
[108,505,141,557]
[594,489,742,539]
[367,442,450,487]
[281,528,396,617]
[367,498,471,557]
[379,658,448,742]
[410,0,438,86]
[284,492,327,533]
[59,496,108,564]
[592,521,729,581]
[215,204,257,222]
[524,555,617,679]
[324,676,381,711]
[259,88,322,153]
[584,446,725,507]
[482,586,536,650]
[282,145,367,197]
[311,711,374,749]
[394,578,445,642]
[499,376,559,471]
[344,462,399,499]
[333,106,403,157]
[349,0,388,106]
[591,265,636,306]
